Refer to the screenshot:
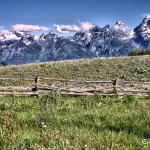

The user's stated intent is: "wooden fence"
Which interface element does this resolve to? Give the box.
[0,76,150,98]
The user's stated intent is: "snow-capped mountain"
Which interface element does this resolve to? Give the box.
[0,16,150,64]
[73,21,139,57]
[112,21,134,39]
[0,31,93,64]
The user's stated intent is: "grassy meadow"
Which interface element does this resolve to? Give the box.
[0,56,150,149]
[0,56,150,86]
[0,94,150,149]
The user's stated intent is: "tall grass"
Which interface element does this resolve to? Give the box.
[0,94,149,149]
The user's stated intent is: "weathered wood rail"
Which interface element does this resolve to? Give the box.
[0,76,150,98]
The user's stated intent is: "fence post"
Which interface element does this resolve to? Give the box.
[113,79,118,98]
[34,75,39,98]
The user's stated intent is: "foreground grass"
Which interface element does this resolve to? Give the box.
[0,94,150,149]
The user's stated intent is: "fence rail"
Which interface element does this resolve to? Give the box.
[0,76,150,98]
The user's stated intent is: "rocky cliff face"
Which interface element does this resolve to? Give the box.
[134,15,150,48]
[73,17,150,57]
[0,16,150,64]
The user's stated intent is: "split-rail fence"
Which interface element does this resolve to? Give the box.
[0,76,150,98]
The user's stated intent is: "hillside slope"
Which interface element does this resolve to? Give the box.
[0,56,150,83]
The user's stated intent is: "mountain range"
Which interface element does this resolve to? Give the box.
[0,16,150,64]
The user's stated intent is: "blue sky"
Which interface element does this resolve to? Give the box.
[0,0,150,35]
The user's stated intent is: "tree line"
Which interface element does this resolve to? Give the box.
[128,49,150,56]
[0,61,8,67]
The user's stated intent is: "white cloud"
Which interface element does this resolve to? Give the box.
[0,30,12,35]
[54,21,95,33]
[54,24,81,33]
[54,24,69,33]
[80,21,95,31]
[12,24,50,32]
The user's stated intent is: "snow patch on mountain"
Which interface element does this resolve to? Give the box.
[0,33,20,41]
[112,21,134,39]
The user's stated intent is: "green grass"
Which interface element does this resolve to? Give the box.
[0,56,150,86]
[0,94,150,149]
[0,56,150,149]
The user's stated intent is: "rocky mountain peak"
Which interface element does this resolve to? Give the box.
[134,15,150,43]
[139,15,150,29]
[143,15,150,22]
[44,31,58,40]
[14,31,27,37]
[89,25,101,33]
[115,21,125,26]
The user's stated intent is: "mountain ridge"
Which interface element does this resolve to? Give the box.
[0,16,150,64]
